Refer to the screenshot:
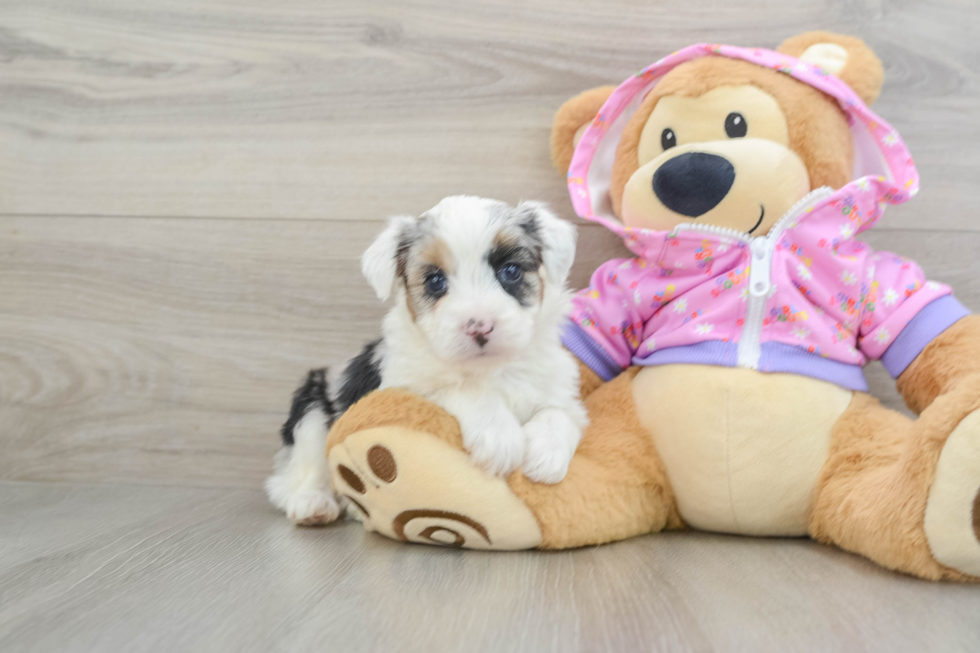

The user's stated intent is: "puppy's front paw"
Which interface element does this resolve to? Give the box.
[521,411,580,484]
[463,411,525,478]
[286,490,341,526]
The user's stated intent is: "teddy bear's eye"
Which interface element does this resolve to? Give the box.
[725,112,747,138]
[661,128,677,151]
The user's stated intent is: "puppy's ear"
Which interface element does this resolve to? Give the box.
[361,215,416,301]
[516,201,577,286]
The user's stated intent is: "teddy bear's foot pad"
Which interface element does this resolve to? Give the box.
[329,426,542,550]
[925,408,980,577]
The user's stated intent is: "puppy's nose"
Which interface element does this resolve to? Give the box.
[652,152,735,217]
[465,319,494,347]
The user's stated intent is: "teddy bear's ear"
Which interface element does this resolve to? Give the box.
[777,31,884,105]
[550,86,617,174]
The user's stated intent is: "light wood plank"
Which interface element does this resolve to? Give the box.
[2,2,980,648]
[1,481,979,653]
[0,216,617,487]
[0,216,382,488]
[1,216,978,488]
[0,0,977,230]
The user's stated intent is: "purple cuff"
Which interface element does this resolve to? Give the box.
[880,295,971,378]
[561,321,623,381]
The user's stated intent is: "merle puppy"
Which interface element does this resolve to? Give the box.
[266,196,587,525]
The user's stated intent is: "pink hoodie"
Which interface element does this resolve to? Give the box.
[561,43,969,391]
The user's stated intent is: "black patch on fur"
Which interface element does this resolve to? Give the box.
[395,234,416,281]
[395,215,430,293]
[514,206,546,260]
[487,243,540,307]
[487,243,541,271]
[518,214,542,246]
[334,339,383,414]
[280,368,332,446]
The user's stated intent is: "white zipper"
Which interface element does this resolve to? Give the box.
[737,237,771,369]
[736,187,833,369]
[670,221,753,242]
[673,187,834,370]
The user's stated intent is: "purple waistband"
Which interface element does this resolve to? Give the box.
[635,341,869,391]
[562,321,868,390]
[563,295,972,391]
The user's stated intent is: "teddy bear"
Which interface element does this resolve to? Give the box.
[324,31,980,582]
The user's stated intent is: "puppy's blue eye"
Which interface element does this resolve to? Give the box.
[497,263,523,285]
[424,271,447,295]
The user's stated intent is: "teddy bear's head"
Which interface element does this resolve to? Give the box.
[552,32,885,236]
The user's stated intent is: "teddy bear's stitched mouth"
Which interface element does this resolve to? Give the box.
[747,204,765,235]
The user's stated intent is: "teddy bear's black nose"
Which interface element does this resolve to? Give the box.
[652,152,735,217]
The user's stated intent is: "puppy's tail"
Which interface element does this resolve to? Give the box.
[280,368,335,447]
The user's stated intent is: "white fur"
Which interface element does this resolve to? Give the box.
[377,196,587,481]
[265,408,342,525]
[268,196,587,525]
[362,214,416,302]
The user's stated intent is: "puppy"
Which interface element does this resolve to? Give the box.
[266,196,588,525]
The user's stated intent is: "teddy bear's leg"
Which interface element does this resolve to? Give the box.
[507,368,684,549]
[809,374,980,581]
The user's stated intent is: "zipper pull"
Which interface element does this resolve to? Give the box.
[749,237,771,297]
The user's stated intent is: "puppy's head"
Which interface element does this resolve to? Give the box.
[362,196,576,364]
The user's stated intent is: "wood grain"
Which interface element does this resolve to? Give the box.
[0,0,977,229]
[1,216,977,488]
[2,1,980,649]
[1,481,979,653]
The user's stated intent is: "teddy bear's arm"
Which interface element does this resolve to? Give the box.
[897,314,980,413]
[576,357,605,398]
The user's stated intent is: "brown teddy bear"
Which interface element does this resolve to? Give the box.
[326,32,980,582]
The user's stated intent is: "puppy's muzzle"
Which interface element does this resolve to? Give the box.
[465,319,494,348]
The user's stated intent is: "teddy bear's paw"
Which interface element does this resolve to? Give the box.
[285,489,341,526]
[521,413,576,485]
[329,426,542,550]
[924,407,980,578]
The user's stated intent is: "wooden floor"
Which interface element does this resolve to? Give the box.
[2,481,980,653]
[1,1,979,650]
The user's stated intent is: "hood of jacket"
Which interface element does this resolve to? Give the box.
[565,42,919,260]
